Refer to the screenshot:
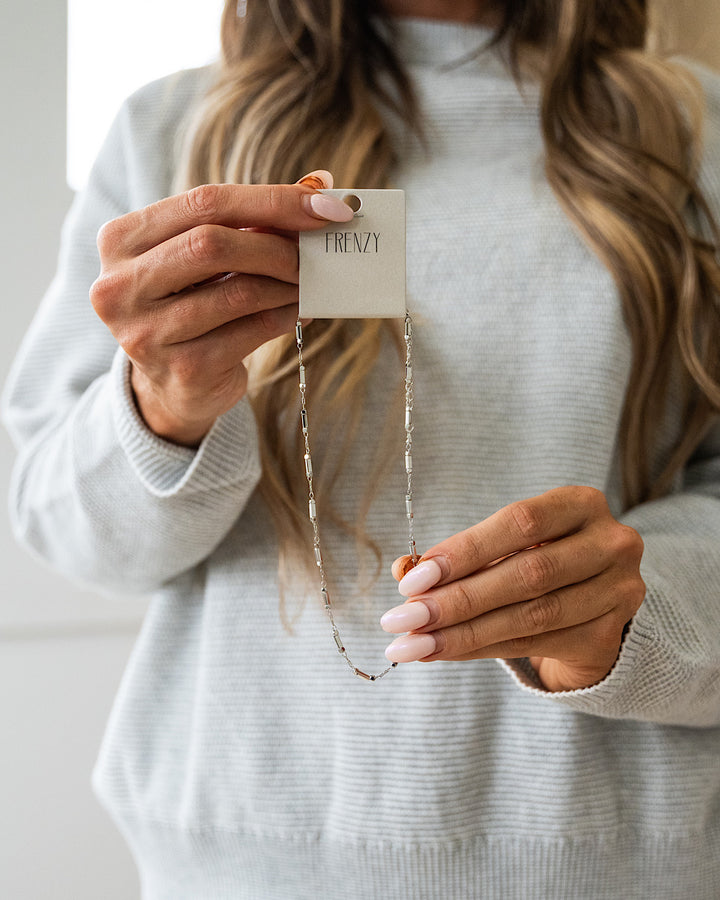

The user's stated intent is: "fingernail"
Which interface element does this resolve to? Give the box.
[380,600,431,633]
[385,633,437,664]
[296,169,333,189]
[304,192,355,222]
[398,558,443,597]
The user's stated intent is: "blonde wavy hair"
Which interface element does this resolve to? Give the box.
[176,0,720,613]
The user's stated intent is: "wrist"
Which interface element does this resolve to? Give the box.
[129,364,215,448]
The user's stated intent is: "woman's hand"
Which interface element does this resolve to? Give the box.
[382,486,645,691]
[90,171,353,446]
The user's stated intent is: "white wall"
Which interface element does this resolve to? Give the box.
[0,3,718,899]
[674,0,720,70]
[0,2,145,898]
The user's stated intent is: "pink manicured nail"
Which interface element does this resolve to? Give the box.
[385,633,437,663]
[380,600,431,633]
[398,558,443,597]
[306,193,354,222]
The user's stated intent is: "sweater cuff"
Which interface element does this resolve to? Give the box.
[110,348,262,497]
[497,595,668,720]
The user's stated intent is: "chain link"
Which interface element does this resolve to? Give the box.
[295,315,417,681]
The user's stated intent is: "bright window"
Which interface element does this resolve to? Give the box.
[67,0,224,191]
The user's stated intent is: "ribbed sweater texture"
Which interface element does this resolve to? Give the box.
[4,18,720,900]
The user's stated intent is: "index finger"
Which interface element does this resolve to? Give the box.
[409,486,607,591]
[98,181,354,259]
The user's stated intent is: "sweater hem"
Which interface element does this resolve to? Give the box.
[104,812,720,900]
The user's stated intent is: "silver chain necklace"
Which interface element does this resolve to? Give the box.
[295,314,418,681]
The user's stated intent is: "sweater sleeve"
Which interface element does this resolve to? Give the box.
[499,61,720,728]
[1,73,263,594]
[499,429,720,728]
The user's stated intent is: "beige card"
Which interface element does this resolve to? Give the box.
[299,189,406,318]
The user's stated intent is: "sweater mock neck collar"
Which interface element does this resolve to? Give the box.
[383,15,499,68]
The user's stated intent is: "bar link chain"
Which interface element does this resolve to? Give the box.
[295,315,418,681]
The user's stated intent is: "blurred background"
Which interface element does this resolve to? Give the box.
[1,2,719,897]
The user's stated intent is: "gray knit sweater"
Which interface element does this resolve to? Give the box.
[4,18,720,900]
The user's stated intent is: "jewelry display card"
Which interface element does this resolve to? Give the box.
[299,189,406,318]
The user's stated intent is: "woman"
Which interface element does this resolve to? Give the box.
[4,0,720,896]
